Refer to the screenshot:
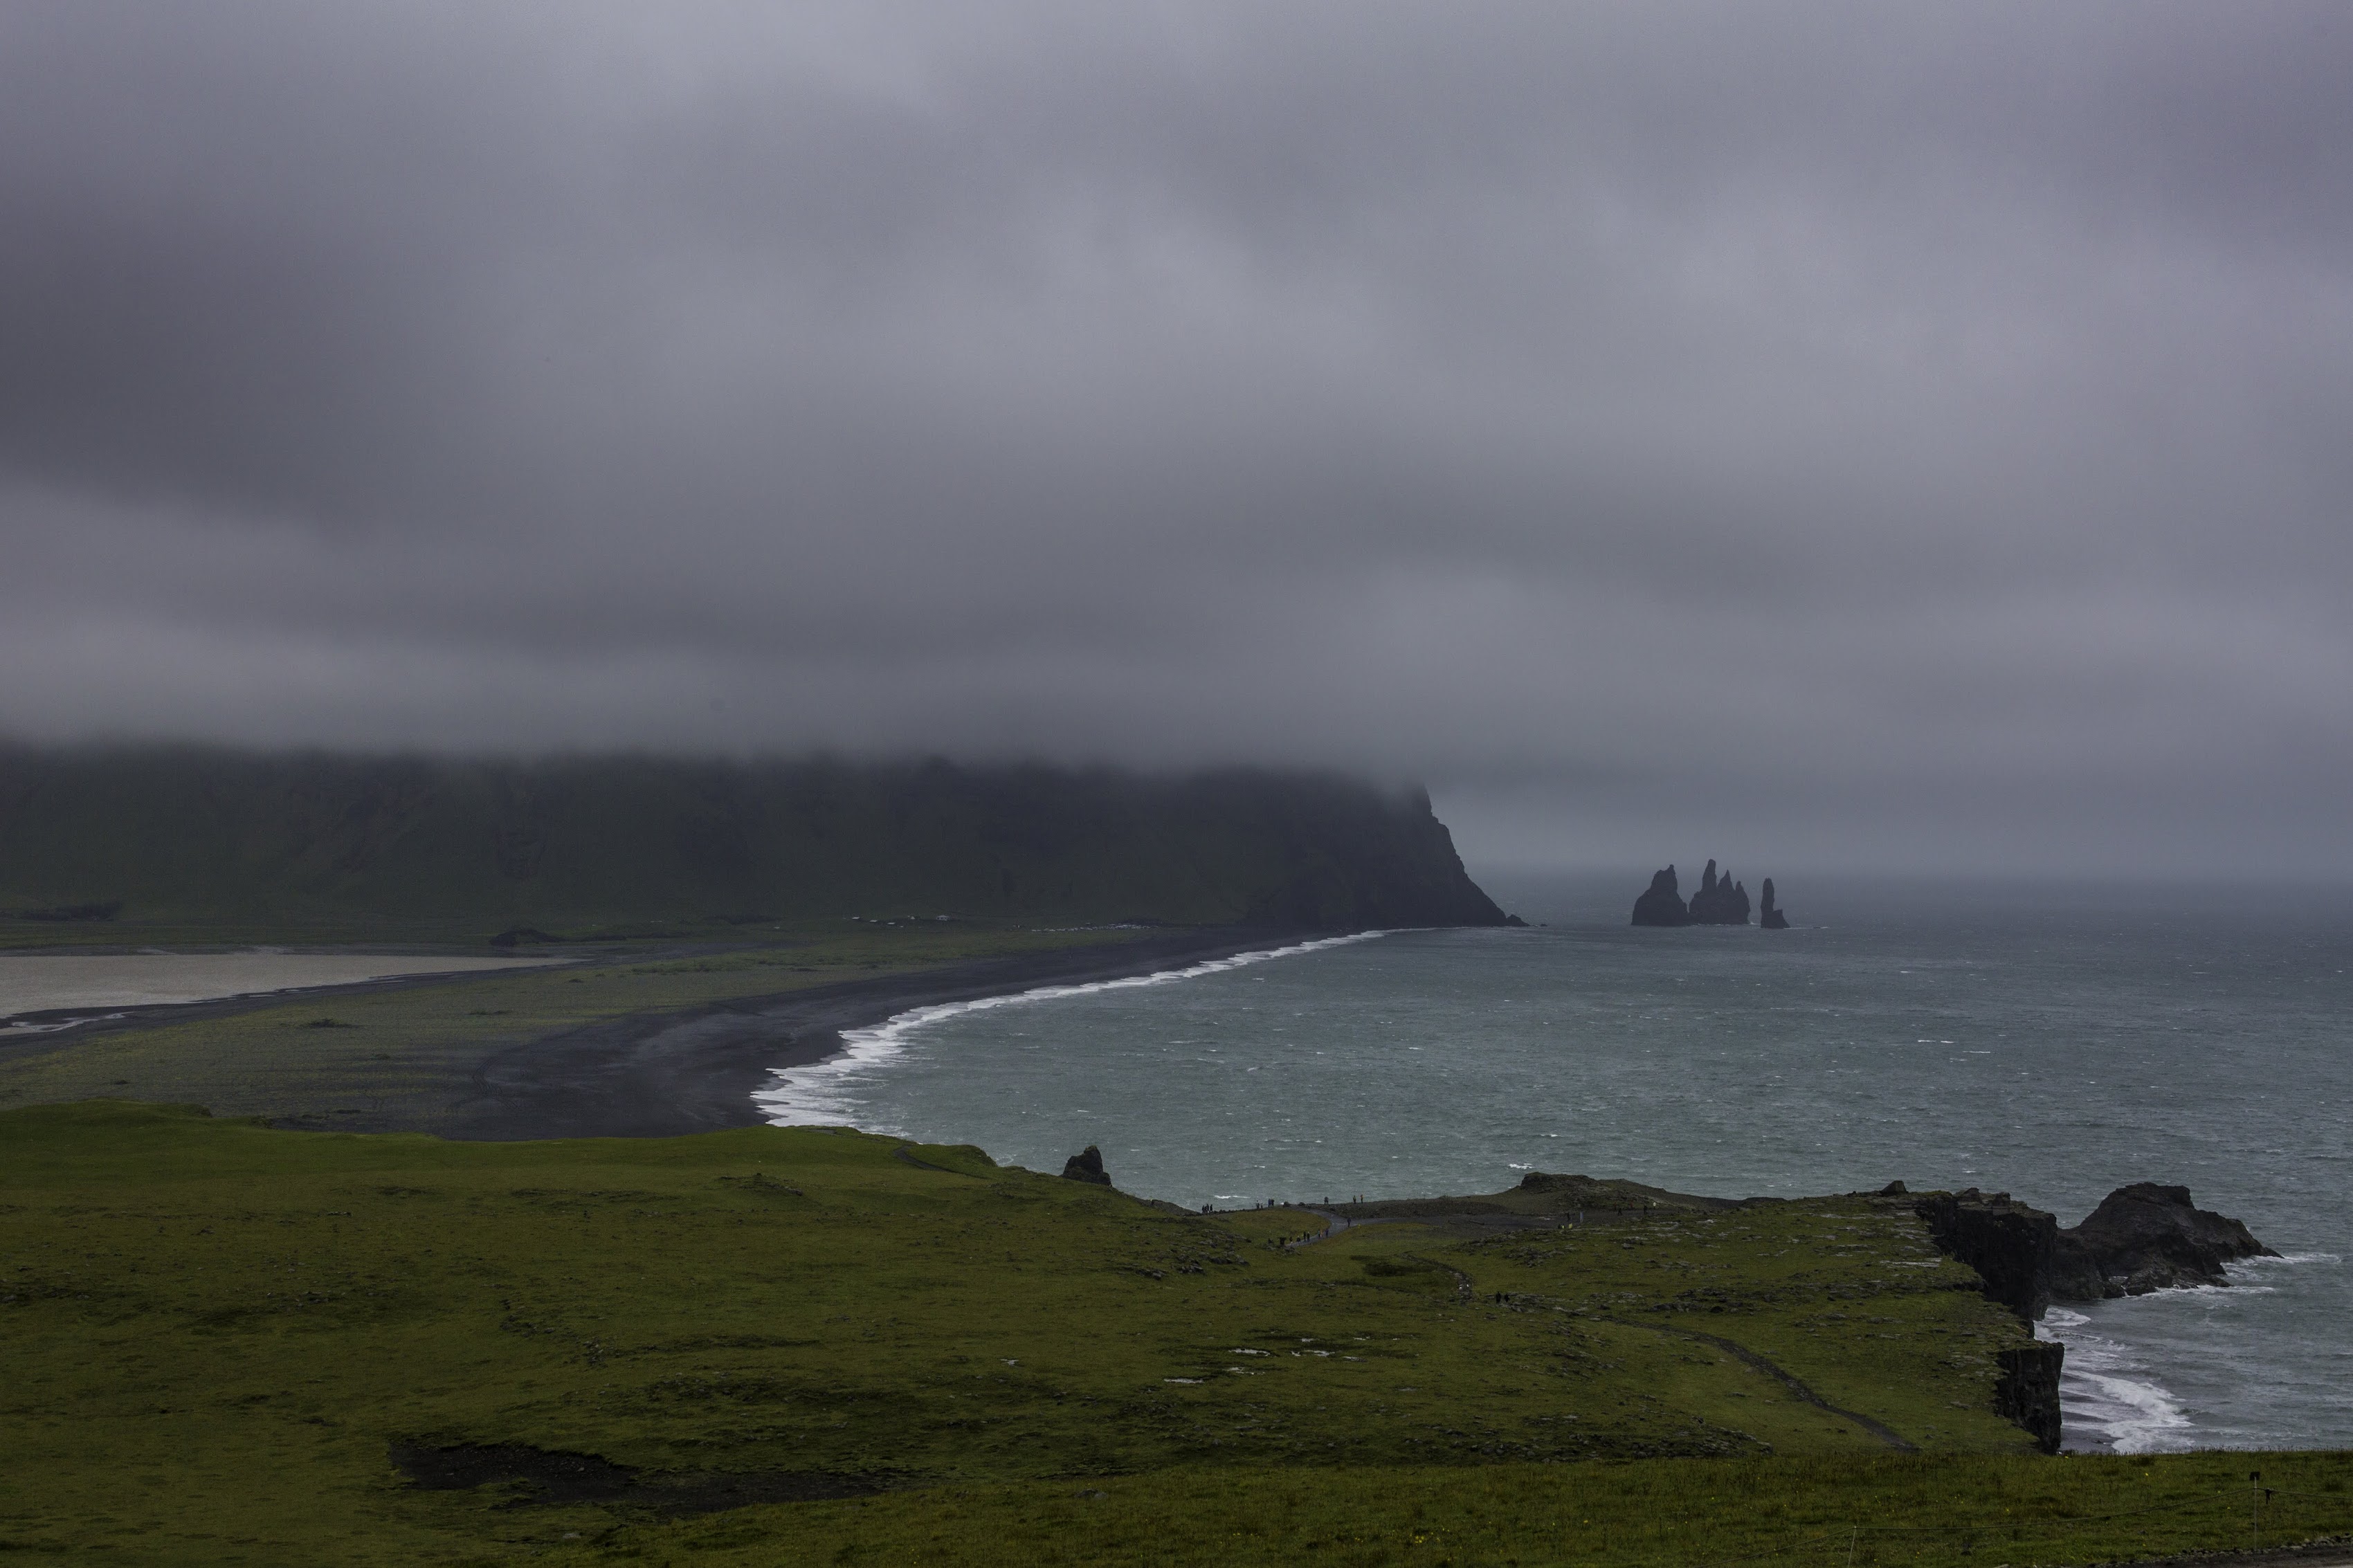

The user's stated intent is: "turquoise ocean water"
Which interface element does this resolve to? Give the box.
[756,875,2352,1455]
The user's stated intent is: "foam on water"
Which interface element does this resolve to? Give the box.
[2040,1308,2193,1453]
[752,931,1390,1127]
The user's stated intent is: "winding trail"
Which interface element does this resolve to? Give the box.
[1600,1315,1917,1450]
[1282,1207,1380,1249]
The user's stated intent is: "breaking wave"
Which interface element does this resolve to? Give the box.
[2042,1307,2195,1454]
[753,931,1392,1127]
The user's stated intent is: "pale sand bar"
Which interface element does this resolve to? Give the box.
[1,952,561,1026]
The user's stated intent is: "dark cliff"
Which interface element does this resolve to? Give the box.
[1908,1187,2064,1453]
[1994,1344,2065,1455]
[0,747,1509,933]
[1912,1188,2058,1322]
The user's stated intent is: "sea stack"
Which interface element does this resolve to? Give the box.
[1759,878,1789,929]
[1633,861,1783,928]
[1686,860,1752,925]
[1630,866,1690,926]
[1060,1146,1112,1186]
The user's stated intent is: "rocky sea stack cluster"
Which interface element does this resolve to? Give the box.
[1631,861,1788,927]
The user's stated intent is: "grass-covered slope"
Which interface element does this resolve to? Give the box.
[5,1103,2350,1564]
[0,1104,2009,1559]
[0,747,1505,936]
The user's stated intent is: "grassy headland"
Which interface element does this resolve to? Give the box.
[7,1102,2348,1564]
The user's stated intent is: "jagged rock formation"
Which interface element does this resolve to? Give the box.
[1630,866,1689,926]
[1633,861,1780,927]
[1060,1146,1111,1186]
[1686,860,1752,925]
[1759,878,1788,929]
[2048,1183,2277,1299]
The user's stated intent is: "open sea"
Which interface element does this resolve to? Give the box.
[756,873,2353,1455]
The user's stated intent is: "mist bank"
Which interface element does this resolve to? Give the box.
[0,746,1507,934]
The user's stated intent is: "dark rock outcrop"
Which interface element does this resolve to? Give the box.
[2049,1183,2276,1300]
[1914,1183,2274,1311]
[1687,860,1752,925]
[1060,1146,1111,1186]
[1913,1188,2057,1321]
[1907,1182,2270,1454]
[1995,1343,2065,1454]
[2045,1232,2113,1303]
[1759,878,1788,929]
[1630,867,1690,927]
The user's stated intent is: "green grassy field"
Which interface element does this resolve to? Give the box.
[8,1101,2346,1565]
[608,1453,2353,1567]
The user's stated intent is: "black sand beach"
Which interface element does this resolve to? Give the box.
[1,926,1314,1139]
[439,927,1308,1140]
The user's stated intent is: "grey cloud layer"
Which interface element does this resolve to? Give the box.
[4,1,2349,873]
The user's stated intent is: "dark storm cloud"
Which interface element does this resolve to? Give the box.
[3,1,2350,874]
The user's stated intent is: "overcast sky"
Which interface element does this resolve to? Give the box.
[3,1,2348,876]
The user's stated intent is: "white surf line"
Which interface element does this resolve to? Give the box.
[753,929,1397,1127]
[2040,1306,2195,1454]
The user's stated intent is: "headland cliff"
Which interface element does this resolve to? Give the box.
[0,747,1509,935]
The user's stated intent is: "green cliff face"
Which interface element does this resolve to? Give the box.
[0,747,1505,932]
